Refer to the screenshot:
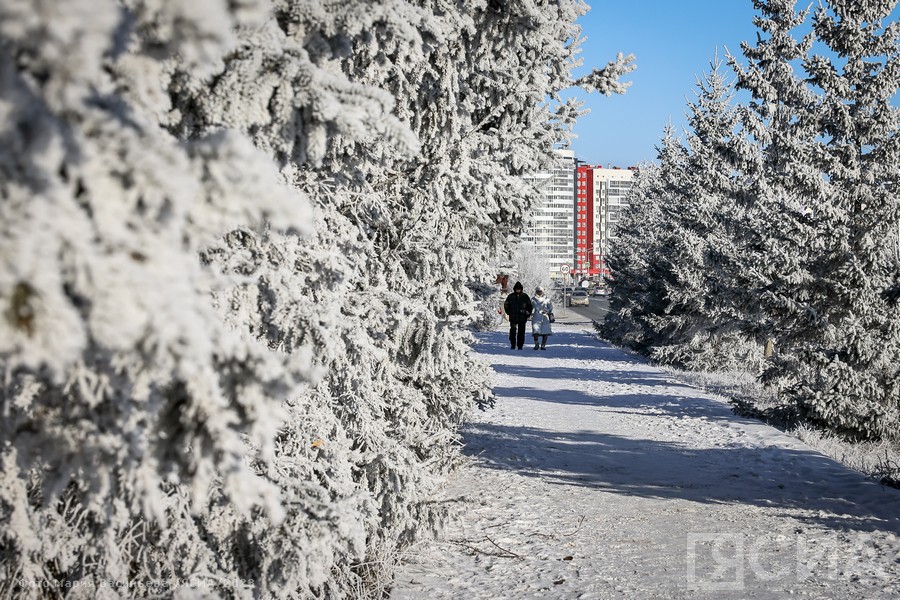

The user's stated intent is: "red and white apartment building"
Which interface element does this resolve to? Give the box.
[522,150,636,284]
[575,164,636,282]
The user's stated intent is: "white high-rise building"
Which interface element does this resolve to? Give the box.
[592,167,635,276]
[523,149,575,279]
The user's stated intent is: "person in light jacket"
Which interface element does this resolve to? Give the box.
[531,286,553,350]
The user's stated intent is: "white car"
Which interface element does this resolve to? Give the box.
[569,290,589,306]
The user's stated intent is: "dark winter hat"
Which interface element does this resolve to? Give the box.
[513,281,523,291]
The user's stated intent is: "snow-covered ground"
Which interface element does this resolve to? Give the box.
[391,323,900,599]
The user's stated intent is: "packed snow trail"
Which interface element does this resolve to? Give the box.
[391,323,900,599]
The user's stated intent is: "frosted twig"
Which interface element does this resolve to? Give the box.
[562,515,586,537]
[452,535,525,560]
[525,515,585,540]
[451,539,510,558]
[483,535,525,559]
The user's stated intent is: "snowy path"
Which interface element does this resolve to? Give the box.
[391,324,900,599]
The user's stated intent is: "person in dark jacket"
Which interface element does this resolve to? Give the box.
[503,281,533,350]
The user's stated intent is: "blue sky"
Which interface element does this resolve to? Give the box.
[568,1,761,167]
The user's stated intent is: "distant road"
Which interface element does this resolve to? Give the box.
[553,296,610,325]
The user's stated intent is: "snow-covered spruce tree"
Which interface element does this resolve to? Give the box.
[0,0,318,597]
[723,0,824,366]
[777,0,900,439]
[2,0,634,597]
[307,4,631,586]
[598,160,662,351]
[723,0,900,440]
[643,59,762,371]
[600,126,688,353]
[163,2,634,594]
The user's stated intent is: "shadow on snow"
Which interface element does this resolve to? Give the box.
[472,329,638,364]
[461,421,900,536]
[463,326,900,537]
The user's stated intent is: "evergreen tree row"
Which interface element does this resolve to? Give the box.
[602,0,900,442]
[0,1,633,597]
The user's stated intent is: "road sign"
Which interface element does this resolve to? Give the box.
[560,265,570,274]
